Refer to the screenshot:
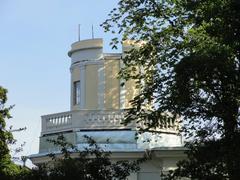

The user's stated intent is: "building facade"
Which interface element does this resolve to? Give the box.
[30,38,185,180]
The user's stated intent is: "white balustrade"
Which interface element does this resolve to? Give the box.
[84,112,125,125]
[41,110,179,135]
[46,114,72,128]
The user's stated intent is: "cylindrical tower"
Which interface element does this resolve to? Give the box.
[68,38,104,111]
[68,39,137,111]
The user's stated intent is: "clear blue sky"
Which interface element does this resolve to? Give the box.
[0,0,119,162]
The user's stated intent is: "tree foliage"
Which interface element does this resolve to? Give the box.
[18,135,140,180]
[0,86,22,179]
[102,0,240,179]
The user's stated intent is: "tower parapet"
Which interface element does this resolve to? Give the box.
[68,38,103,63]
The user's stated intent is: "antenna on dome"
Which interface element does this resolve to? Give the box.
[92,24,94,39]
[78,24,81,41]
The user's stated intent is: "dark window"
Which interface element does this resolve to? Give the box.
[73,81,80,105]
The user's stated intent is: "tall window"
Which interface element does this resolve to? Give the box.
[73,81,80,105]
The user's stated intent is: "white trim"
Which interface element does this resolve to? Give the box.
[98,63,105,109]
[80,65,86,109]
[70,59,103,70]
[119,59,126,109]
[70,67,73,110]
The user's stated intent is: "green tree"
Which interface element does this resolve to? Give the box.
[19,135,140,180]
[0,86,22,179]
[102,0,240,179]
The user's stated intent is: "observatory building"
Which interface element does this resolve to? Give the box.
[30,38,185,180]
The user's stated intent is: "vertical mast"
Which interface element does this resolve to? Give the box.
[78,24,81,41]
[92,24,94,39]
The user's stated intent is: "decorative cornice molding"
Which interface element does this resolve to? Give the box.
[70,59,104,71]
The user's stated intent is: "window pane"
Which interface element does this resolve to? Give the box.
[138,172,160,180]
[74,81,80,105]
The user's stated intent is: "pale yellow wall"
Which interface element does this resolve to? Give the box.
[85,64,98,109]
[104,60,120,109]
[71,67,80,110]
[104,58,139,109]
[122,41,141,109]
[125,79,139,108]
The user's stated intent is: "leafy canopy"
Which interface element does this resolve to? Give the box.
[102,0,240,179]
[18,135,141,180]
[0,86,23,179]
